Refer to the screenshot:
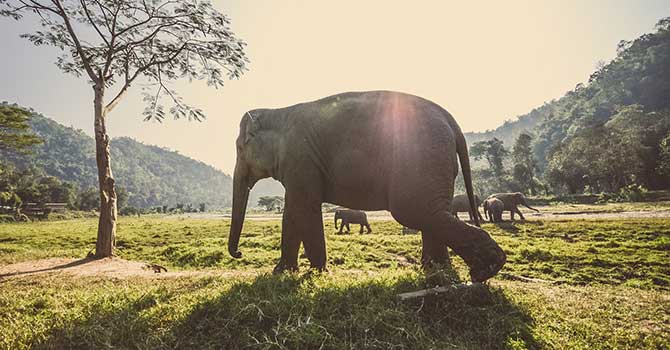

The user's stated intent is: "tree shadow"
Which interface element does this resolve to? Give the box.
[33,269,542,349]
[493,220,545,235]
[0,257,96,279]
[494,222,521,234]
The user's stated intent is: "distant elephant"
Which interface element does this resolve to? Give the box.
[335,209,372,234]
[488,192,540,220]
[483,197,504,223]
[451,194,484,222]
[228,91,506,282]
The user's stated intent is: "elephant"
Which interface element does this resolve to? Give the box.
[483,197,504,223]
[228,90,506,282]
[451,193,484,222]
[488,192,540,220]
[334,209,372,234]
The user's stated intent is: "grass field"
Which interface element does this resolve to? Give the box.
[0,215,669,349]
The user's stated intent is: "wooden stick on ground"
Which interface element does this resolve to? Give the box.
[397,283,481,301]
[500,273,557,284]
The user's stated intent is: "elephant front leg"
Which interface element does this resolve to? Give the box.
[301,204,327,270]
[514,207,526,220]
[274,213,301,274]
[275,188,327,273]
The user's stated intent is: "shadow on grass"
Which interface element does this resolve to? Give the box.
[34,270,541,349]
[0,257,95,279]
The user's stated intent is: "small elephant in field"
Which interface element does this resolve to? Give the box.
[483,197,504,223]
[335,209,372,234]
[451,194,484,222]
[488,192,539,220]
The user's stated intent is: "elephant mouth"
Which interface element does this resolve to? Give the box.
[452,235,506,283]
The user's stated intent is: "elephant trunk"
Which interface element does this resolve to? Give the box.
[228,163,250,258]
[521,198,540,212]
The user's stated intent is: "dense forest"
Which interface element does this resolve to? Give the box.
[461,17,670,197]
[0,104,233,209]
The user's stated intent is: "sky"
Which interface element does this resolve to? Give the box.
[1,1,668,174]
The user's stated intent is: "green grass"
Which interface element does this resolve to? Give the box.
[0,216,669,349]
[541,200,670,213]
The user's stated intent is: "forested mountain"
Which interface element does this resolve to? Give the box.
[0,108,233,208]
[462,17,670,195]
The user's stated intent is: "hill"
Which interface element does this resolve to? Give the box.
[463,17,670,193]
[0,109,233,208]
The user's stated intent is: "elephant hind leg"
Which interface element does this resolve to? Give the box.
[365,223,372,233]
[421,230,450,267]
[410,210,505,282]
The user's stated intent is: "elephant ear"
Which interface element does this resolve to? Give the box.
[244,112,260,144]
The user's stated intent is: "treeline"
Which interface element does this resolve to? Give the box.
[461,17,670,197]
[0,103,233,209]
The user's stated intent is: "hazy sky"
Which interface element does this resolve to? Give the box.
[1,1,668,174]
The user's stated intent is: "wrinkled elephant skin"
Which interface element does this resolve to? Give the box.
[228,91,505,282]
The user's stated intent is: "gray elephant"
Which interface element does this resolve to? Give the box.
[228,91,506,282]
[488,192,540,220]
[483,197,504,223]
[451,193,484,222]
[334,209,372,234]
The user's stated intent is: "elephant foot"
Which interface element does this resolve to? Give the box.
[272,262,299,275]
[309,264,328,273]
[451,229,506,283]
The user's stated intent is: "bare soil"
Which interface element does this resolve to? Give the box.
[0,257,247,280]
[177,207,670,221]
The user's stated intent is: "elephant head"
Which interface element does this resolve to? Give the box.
[229,111,279,258]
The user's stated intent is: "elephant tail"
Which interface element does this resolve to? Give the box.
[454,122,480,227]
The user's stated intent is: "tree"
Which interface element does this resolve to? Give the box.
[511,133,537,194]
[470,138,509,190]
[77,187,100,211]
[258,196,284,212]
[1,0,248,257]
[657,132,670,181]
[0,105,41,153]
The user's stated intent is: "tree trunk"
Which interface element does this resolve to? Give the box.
[93,85,117,257]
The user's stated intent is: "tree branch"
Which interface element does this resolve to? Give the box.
[51,0,98,82]
[79,0,109,46]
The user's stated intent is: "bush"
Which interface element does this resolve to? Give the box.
[120,206,141,216]
[598,184,648,203]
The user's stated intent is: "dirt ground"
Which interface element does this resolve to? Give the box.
[0,257,248,280]
[176,206,670,222]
